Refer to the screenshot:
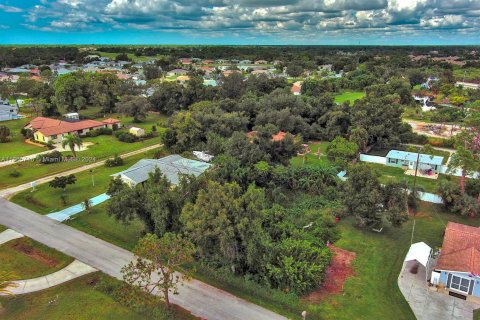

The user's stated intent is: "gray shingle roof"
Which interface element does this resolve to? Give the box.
[112,155,211,186]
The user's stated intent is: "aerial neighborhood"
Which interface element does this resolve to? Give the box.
[1,2,480,320]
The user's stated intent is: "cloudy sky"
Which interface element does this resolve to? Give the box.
[0,0,479,44]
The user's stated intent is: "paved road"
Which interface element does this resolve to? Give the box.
[0,198,287,320]
[0,144,161,199]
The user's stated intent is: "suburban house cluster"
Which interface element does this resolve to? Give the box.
[25,115,121,143]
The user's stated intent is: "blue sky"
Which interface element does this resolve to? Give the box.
[0,0,479,45]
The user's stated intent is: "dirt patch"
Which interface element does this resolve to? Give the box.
[10,239,58,268]
[303,245,356,303]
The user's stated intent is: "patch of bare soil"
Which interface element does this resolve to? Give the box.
[304,245,356,303]
[11,239,58,268]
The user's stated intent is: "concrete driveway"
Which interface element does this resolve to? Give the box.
[399,261,480,320]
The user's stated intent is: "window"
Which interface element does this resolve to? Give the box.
[388,158,397,164]
[450,275,471,293]
[51,135,57,140]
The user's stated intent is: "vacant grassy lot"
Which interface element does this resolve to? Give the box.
[290,141,331,167]
[0,273,193,320]
[334,91,366,105]
[0,237,73,280]
[0,117,46,158]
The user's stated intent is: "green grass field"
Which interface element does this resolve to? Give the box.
[0,117,46,158]
[0,237,73,280]
[66,203,145,251]
[0,273,193,320]
[334,91,366,105]
[290,141,331,167]
[366,162,458,193]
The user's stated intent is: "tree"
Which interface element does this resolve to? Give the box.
[180,181,268,274]
[220,72,246,99]
[61,134,83,157]
[344,165,409,229]
[0,125,10,143]
[121,233,195,307]
[286,64,303,77]
[143,64,161,80]
[349,126,368,153]
[326,136,358,169]
[115,53,130,62]
[49,174,77,191]
[117,95,150,122]
[49,174,77,205]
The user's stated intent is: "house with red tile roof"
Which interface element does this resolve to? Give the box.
[433,222,480,299]
[246,130,291,142]
[25,116,120,143]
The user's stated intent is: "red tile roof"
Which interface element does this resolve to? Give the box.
[102,118,121,124]
[272,131,287,142]
[27,117,106,137]
[436,222,480,274]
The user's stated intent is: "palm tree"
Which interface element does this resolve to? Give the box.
[61,134,83,158]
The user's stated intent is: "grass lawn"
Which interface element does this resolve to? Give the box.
[0,224,6,232]
[334,91,366,105]
[0,273,193,320]
[66,203,145,251]
[0,135,161,189]
[290,141,331,167]
[366,163,458,193]
[0,117,46,158]
[312,202,480,319]
[0,237,73,280]
[10,149,165,215]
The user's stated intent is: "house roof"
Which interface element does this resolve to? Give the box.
[112,155,211,186]
[386,150,443,166]
[436,222,480,274]
[102,118,121,124]
[27,117,106,137]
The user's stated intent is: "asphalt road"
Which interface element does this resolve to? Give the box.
[0,198,288,320]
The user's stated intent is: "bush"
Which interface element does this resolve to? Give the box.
[105,154,124,167]
[36,150,63,164]
[115,132,138,143]
[20,128,34,139]
[9,170,21,177]
[85,127,113,137]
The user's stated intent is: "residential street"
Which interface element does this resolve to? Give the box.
[0,198,287,320]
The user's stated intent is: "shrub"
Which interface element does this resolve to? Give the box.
[115,132,138,143]
[20,128,34,139]
[105,154,124,167]
[85,127,113,137]
[37,150,63,164]
[9,170,21,177]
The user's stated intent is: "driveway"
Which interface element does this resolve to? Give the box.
[0,198,287,320]
[398,261,480,320]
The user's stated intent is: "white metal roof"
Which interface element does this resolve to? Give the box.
[405,242,432,267]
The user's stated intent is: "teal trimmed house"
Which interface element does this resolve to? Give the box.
[386,150,443,174]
